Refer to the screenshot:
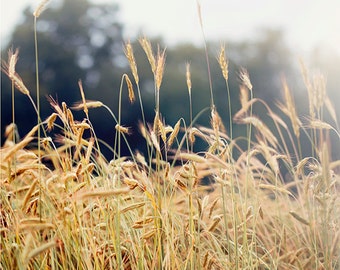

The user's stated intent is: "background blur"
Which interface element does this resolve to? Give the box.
[1,0,339,159]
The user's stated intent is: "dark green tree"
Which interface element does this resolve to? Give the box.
[1,0,127,155]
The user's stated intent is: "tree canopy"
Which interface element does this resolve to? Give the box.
[2,0,339,159]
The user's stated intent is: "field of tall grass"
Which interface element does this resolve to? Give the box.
[1,2,339,269]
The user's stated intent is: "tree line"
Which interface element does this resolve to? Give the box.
[1,0,339,159]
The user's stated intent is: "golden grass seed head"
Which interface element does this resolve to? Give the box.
[155,47,166,91]
[157,118,167,143]
[123,177,139,190]
[141,229,156,239]
[258,206,264,219]
[168,119,181,147]
[135,150,147,167]
[312,73,327,110]
[188,127,197,144]
[72,100,103,110]
[239,84,249,110]
[242,116,278,147]
[164,125,174,135]
[78,80,88,115]
[299,60,316,119]
[196,197,203,217]
[62,102,68,116]
[210,107,219,134]
[150,130,161,153]
[74,120,91,130]
[208,215,222,232]
[3,136,34,162]
[210,107,226,135]
[85,137,95,164]
[66,108,76,133]
[19,222,54,232]
[153,111,160,136]
[186,62,192,95]
[48,96,64,117]
[324,96,338,124]
[120,202,145,213]
[77,187,130,199]
[309,119,333,130]
[46,113,58,131]
[175,178,188,191]
[4,123,16,139]
[33,0,49,18]
[139,37,156,73]
[138,122,152,147]
[12,75,30,96]
[124,41,139,84]
[115,124,131,135]
[218,45,228,81]
[279,77,302,138]
[239,67,253,91]
[177,153,206,163]
[132,217,154,229]
[7,48,19,77]
[124,74,135,103]
[2,48,30,95]
[208,197,219,219]
[289,211,310,226]
[233,99,256,122]
[26,240,57,263]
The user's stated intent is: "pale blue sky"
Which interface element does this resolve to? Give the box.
[1,0,339,54]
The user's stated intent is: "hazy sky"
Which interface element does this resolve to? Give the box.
[1,0,339,54]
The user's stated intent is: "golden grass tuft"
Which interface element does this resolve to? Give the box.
[1,30,339,270]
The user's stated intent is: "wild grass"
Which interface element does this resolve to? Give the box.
[1,3,339,270]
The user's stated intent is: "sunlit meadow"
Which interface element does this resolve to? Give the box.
[1,1,339,269]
